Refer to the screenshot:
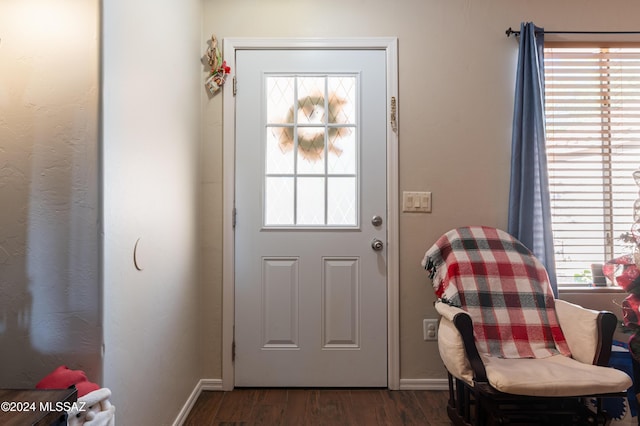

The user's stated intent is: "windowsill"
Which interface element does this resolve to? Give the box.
[558,286,626,294]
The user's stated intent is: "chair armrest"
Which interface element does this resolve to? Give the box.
[435,301,487,383]
[434,300,467,321]
[555,299,616,366]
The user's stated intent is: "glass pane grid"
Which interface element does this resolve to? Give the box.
[264,74,358,227]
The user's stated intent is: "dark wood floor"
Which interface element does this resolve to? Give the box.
[183,388,451,425]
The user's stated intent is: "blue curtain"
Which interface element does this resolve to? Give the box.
[508,22,558,296]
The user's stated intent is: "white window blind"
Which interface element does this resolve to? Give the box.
[544,45,640,286]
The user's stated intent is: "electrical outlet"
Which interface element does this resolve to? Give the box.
[423,319,438,341]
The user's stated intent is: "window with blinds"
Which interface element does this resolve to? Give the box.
[544,45,640,286]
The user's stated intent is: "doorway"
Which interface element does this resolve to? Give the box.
[221,38,399,390]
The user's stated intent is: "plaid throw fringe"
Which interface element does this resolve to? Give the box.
[422,226,571,359]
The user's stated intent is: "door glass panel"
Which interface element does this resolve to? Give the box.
[297,77,326,124]
[328,177,356,225]
[264,74,358,227]
[297,177,325,225]
[328,76,356,124]
[328,129,356,175]
[265,177,294,225]
[297,128,325,175]
[266,127,294,174]
[266,77,295,124]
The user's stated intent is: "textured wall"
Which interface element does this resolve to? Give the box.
[0,0,101,387]
[102,0,203,423]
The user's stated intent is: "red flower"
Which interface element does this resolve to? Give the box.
[623,293,640,329]
[603,254,640,291]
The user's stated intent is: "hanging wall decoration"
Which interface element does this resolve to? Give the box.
[205,35,230,95]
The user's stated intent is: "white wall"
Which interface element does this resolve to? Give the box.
[200,0,640,383]
[102,0,203,423]
[0,0,101,387]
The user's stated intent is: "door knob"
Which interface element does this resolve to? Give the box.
[371,238,384,251]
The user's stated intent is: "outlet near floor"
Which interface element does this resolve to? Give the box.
[423,319,438,341]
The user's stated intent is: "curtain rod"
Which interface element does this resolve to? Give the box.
[505,27,640,37]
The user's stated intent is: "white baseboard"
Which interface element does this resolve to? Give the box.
[172,379,224,426]
[200,378,224,391]
[398,378,449,390]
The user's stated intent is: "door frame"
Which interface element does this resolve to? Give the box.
[221,37,399,390]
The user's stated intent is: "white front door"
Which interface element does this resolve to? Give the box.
[234,48,388,387]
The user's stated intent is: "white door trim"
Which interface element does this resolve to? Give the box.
[221,37,399,390]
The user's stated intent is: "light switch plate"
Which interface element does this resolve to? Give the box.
[403,191,432,213]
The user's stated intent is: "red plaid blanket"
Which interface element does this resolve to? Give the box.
[422,226,571,359]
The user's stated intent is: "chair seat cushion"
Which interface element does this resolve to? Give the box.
[484,354,632,397]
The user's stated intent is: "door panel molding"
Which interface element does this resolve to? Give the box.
[322,257,360,348]
[222,37,399,390]
[262,257,299,348]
